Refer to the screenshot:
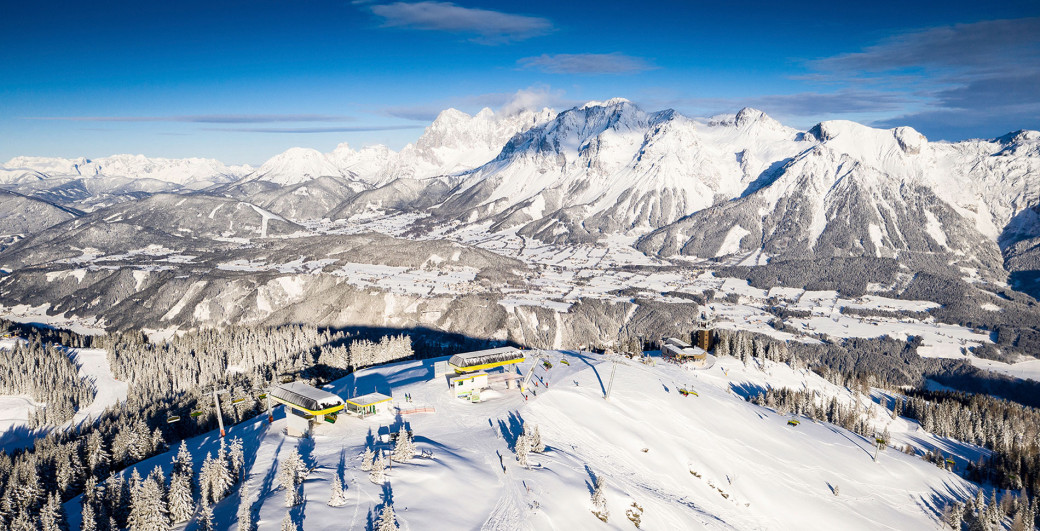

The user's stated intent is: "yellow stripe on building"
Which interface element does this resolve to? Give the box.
[271,396,346,416]
[450,357,526,373]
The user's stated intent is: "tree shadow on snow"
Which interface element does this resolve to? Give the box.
[497,410,525,451]
[729,381,768,400]
[298,436,316,468]
[584,464,599,496]
[257,438,285,501]
[350,372,392,398]
[915,480,971,522]
[337,448,348,491]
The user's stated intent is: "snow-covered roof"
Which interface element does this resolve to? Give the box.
[345,392,392,407]
[663,337,691,349]
[270,382,344,413]
[448,346,523,369]
[663,344,707,359]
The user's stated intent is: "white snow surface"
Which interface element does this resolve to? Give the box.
[0,154,251,185]
[65,352,979,530]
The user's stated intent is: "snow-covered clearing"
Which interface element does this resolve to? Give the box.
[965,357,1040,382]
[69,347,128,423]
[0,395,37,445]
[0,303,108,335]
[0,338,126,449]
[66,352,977,530]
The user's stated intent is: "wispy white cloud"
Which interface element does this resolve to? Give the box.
[517,53,656,74]
[206,125,425,134]
[809,17,1040,138]
[812,17,1040,74]
[368,1,553,44]
[382,85,574,121]
[23,114,356,124]
[642,89,910,120]
[499,86,571,114]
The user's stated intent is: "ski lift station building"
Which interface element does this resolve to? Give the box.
[344,392,393,417]
[449,371,489,398]
[448,346,524,373]
[269,382,345,437]
[661,338,708,363]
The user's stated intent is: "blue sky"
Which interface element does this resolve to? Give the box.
[2,0,1038,164]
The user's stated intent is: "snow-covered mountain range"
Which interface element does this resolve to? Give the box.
[2,98,1039,326]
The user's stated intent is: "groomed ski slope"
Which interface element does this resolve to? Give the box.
[69,352,979,530]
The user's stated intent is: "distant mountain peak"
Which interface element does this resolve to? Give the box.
[580,97,633,109]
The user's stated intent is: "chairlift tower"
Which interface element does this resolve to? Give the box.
[201,386,230,438]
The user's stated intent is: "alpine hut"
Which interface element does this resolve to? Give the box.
[661,337,708,363]
[344,392,393,417]
[448,346,525,373]
[269,381,345,437]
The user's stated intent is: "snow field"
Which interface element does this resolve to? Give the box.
[64,351,982,530]
[0,340,126,449]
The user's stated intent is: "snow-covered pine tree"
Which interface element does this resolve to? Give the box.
[392,427,413,463]
[167,471,194,524]
[129,471,171,531]
[328,472,348,507]
[197,502,214,531]
[106,472,130,528]
[172,441,194,478]
[80,499,99,531]
[237,483,253,531]
[39,492,68,531]
[150,427,166,455]
[989,490,1003,528]
[200,450,234,505]
[10,509,34,531]
[377,502,399,531]
[369,453,386,484]
[56,450,84,498]
[281,513,298,531]
[360,447,374,472]
[515,433,531,468]
[278,447,305,507]
[16,460,43,512]
[943,501,963,530]
[591,476,608,522]
[228,437,246,482]
[531,425,545,453]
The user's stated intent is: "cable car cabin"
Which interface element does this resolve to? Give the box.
[344,392,393,417]
[269,382,345,437]
[448,346,525,373]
